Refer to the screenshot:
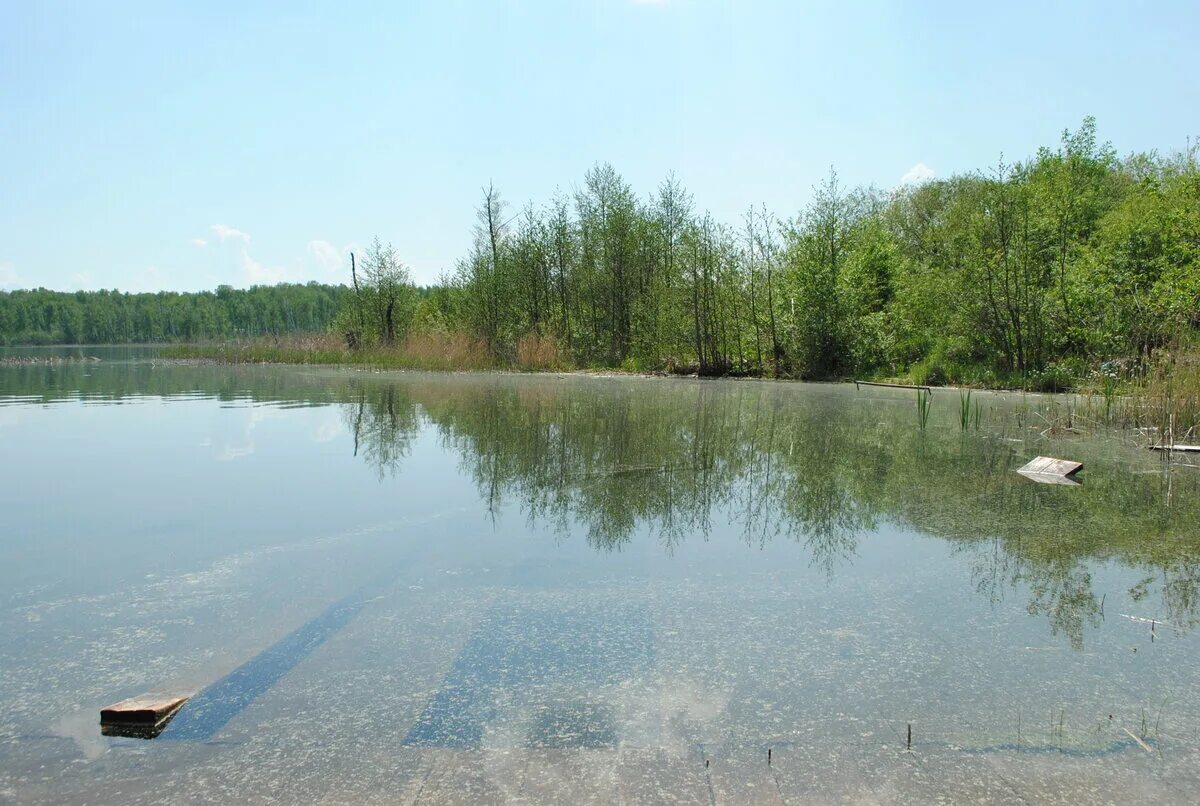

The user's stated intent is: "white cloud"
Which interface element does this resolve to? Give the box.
[241,248,289,285]
[0,262,21,290]
[633,0,670,4]
[190,238,208,247]
[69,271,95,289]
[306,239,344,278]
[211,224,251,243]
[899,162,935,185]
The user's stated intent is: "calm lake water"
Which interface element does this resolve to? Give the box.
[2,353,1199,803]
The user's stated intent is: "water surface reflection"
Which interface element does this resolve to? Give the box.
[2,359,1199,802]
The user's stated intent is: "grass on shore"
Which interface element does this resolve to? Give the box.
[164,332,494,371]
[163,331,570,373]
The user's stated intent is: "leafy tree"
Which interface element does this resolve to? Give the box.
[358,237,417,345]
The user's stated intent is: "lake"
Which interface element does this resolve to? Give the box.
[2,353,1198,803]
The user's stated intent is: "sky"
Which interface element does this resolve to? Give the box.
[2,1,1198,292]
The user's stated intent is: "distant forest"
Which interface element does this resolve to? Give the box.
[0,283,350,345]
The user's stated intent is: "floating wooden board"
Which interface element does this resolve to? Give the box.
[1017,456,1083,485]
[1018,456,1083,477]
[101,693,190,727]
[1149,444,1200,452]
[853,380,933,392]
[101,721,175,739]
[1017,471,1082,486]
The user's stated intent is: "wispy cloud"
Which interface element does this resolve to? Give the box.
[306,239,343,276]
[241,248,289,285]
[0,262,21,290]
[211,224,251,243]
[899,162,935,185]
[190,237,208,247]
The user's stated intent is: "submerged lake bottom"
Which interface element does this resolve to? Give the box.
[2,356,1199,803]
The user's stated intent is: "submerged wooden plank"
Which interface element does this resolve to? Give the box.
[1017,471,1082,486]
[162,593,369,741]
[1018,456,1083,477]
[854,380,933,392]
[100,693,190,726]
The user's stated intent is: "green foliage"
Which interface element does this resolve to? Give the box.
[0,283,348,345]
[434,119,1198,387]
[6,118,1197,398]
[343,238,419,347]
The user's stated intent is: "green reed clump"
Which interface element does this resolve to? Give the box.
[1101,373,1118,423]
[1088,350,1198,443]
[916,388,932,429]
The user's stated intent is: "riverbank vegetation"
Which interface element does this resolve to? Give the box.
[327,119,1200,391]
[246,123,1200,388]
[166,332,503,372]
[8,119,1199,423]
[181,119,1200,430]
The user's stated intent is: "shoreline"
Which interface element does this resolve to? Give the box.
[0,346,1129,396]
[155,354,1097,399]
[5,344,1195,420]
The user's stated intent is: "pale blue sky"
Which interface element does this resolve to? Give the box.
[2,1,1198,291]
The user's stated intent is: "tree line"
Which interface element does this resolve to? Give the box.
[7,118,1197,388]
[0,283,350,345]
[363,117,1195,387]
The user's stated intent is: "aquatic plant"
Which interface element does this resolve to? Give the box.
[917,388,932,429]
[515,333,567,371]
[165,331,498,372]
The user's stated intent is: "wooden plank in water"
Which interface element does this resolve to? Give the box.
[101,693,190,726]
[1018,456,1083,477]
[1149,444,1200,452]
[854,380,933,392]
[1017,471,1082,487]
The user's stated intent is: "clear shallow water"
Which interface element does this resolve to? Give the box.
[1,358,1199,803]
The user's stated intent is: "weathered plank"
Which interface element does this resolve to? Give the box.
[1017,471,1082,487]
[854,380,933,392]
[100,693,190,726]
[1018,456,1083,477]
[1149,444,1200,452]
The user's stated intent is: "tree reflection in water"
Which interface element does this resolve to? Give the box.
[8,361,1197,649]
[343,375,1200,649]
